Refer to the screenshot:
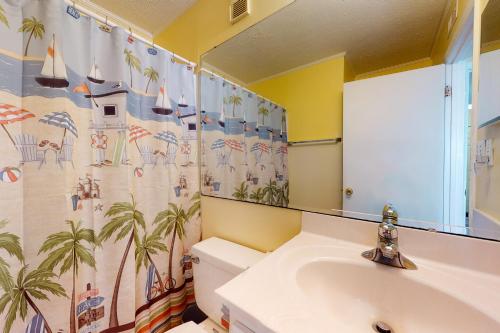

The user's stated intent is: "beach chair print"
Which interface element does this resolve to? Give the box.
[58,136,75,168]
[25,313,45,333]
[164,144,178,167]
[145,264,156,301]
[14,134,44,168]
[216,152,230,168]
[139,145,158,168]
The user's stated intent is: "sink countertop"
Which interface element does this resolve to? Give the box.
[215,213,500,333]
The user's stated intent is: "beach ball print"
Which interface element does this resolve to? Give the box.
[0,166,21,183]
[134,167,144,178]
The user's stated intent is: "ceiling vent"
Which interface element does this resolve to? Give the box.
[230,0,250,24]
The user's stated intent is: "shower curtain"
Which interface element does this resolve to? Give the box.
[200,70,289,206]
[0,1,200,332]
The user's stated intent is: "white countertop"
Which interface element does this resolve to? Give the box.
[215,213,500,333]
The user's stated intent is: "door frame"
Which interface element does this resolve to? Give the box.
[444,4,475,231]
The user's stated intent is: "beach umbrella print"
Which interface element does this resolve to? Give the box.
[154,130,178,161]
[0,166,21,183]
[211,138,227,166]
[129,125,152,153]
[224,139,243,157]
[0,104,35,147]
[39,111,78,150]
[154,130,178,147]
[251,142,270,164]
[276,145,288,165]
[210,138,225,150]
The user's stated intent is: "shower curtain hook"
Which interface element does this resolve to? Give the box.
[171,53,176,63]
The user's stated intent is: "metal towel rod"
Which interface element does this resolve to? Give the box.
[287,138,342,146]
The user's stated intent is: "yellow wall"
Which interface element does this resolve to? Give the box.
[481,40,500,53]
[154,0,295,63]
[155,0,300,252]
[201,196,302,252]
[355,58,434,80]
[249,56,345,142]
[247,56,346,211]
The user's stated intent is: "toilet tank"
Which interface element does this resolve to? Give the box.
[191,237,264,325]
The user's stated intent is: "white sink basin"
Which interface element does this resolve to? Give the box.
[296,258,499,332]
[216,214,500,333]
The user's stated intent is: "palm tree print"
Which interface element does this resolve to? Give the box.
[135,231,168,293]
[153,203,188,290]
[98,196,145,328]
[249,188,265,203]
[228,95,242,117]
[263,179,278,205]
[18,17,45,57]
[258,107,269,126]
[232,182,249,200]
[0,220,24,292]
[124,49,141,88]
[38,220,96,333]
[0,4,9,27]
[143,66,159,93]
[0,266,66,333]
[274,181,289,207]
[187,192,201,219]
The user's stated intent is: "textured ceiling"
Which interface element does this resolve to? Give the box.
[482,0,500,45]
[203,0,448,83]
[87,0,197,35]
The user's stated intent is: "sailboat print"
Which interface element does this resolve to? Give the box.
[87,58,105,84]
[280,111,287,138]
[35,34,69,88]
[178,94,188,108]
[218,105,225,128]
[152,80,173,115]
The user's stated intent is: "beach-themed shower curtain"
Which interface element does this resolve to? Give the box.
[0,1,200,332]
[200,70,289,206]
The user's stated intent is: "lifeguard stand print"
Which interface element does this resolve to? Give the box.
[84,85,129,166]
[179,112,197,167]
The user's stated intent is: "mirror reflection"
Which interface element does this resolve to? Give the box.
[475,0,500,238]
[200,0,499,240]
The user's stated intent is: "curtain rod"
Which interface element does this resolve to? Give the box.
[287,138,342,146]
[200,68,286,110]
[65,0,197,68]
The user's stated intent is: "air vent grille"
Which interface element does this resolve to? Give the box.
[230,0,250,24]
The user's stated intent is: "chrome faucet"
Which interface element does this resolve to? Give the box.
[362,204,417,270]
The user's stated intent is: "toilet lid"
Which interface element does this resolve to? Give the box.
[168,321,207,333]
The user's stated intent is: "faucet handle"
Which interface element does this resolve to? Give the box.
[382,203,398,223]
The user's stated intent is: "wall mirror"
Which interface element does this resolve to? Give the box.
[200,0,499,241]
[475,0,500,239]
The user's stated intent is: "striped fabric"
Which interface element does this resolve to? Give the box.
[135,278,195,333]
[129,125,152,143]
[25,314,45,333]
[154,130,178,146]
[224,139,243,152]
[145,265,155,301]
[0,104,35,124]
[39,111,78,137]
[250,142,270,153]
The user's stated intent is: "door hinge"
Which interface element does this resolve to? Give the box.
[445,85,452,97]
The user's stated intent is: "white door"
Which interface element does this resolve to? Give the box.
[343,65,446,227]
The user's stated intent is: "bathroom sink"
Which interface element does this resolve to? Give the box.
[216,214,500,333]
[296,259,499,332]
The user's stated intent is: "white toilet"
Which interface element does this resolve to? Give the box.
[169,237,265,332]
